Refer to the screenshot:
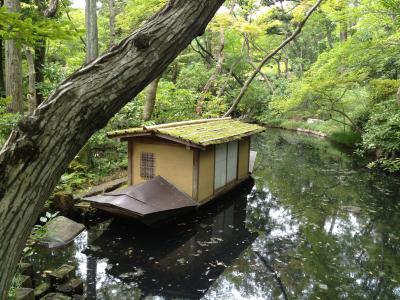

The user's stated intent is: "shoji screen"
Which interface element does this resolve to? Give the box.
[227,141,238,183]
[214,143,227,189]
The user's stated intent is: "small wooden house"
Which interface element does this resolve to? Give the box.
[84,118,265,224]
[108,117,265,204]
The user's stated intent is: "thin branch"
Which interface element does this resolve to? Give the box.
[224,0,324,117]
[254,250,289,300]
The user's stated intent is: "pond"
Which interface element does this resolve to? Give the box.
[29,129,400,299]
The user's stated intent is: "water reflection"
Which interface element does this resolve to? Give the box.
[29,130,400,299]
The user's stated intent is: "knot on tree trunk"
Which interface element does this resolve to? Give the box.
[13,138,40,163]
[133,33,150,50]
[18,116,42,136]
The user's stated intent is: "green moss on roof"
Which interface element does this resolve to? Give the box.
[108,118,265,146]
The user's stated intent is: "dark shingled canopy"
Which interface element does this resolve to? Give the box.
[83,176,198,225]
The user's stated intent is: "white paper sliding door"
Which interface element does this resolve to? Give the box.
[227,141,238,183]
[214,144,227,189]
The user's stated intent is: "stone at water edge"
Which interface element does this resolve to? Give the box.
[49,265,76,285]
[20,275,33,288]
[34,282,52,299]
[39,293,71,300]
[15,288,34,300]
[55,278,84,296]
[37,216,85,249]
[53,193,75,215]
[20,262,34,278]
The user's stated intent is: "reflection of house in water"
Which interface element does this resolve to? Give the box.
[86,179,257,299]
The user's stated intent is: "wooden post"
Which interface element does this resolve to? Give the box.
[127,140,134,185]
[192,149,200,201]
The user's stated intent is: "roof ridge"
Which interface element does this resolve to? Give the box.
[143,117,231,131]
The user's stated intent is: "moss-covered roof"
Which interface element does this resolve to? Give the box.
[107,118,265,147]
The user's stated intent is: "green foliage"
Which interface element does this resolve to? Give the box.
[0,7,76,45]
[362,100,400,172]
[367,79,400,104]
[0,97,20,146]
[329,131,361,148]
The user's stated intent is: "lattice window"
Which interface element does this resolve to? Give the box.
[140,152,155,179]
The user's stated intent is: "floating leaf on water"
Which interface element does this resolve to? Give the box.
[318,283,328,290]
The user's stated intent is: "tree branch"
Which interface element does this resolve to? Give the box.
[224,0,324,117]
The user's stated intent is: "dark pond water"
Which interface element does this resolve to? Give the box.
[30,129,400,299]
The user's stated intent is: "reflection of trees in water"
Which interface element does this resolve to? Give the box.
[28,130,400,299]
[241,130,400,299]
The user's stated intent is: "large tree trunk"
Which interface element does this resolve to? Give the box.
[86,0,99,62]
[108,0,116,48]
[24,47,37,113]
[0,1,224,297]
[5,0,24,114]
[143,76,161,121]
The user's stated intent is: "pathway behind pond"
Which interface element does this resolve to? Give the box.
[29,129,400,299]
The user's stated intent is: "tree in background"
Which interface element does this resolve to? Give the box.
[86,0,98,62]
[4,0,23,113]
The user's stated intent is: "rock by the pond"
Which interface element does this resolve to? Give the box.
[49,265,75,285]
[15,288,34,300]
[53,193,75,215]
[34,282,52,299]
[38,216,85,248]
[20,275,33,288]
[55,278,84,296]
[39,293,71,300]
[20,263,34,278]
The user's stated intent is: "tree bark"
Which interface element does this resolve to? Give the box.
[5,0,24,114]
[142,76,161,121]
[34,41,46,105]
[34,0,59,106]
[86,0,99,62]
[196,30,225,115]
[0,37,4,98]
[397,86,400,104]
[24,47,37,113]
[108,0,116,48]
[217,58,241,98]
[0,0,224,296]
[224,0,323,117]
[0,0,3,97]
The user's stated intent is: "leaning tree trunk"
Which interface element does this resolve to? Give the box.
[86,0,99,62]
[0,0,224,297]
[5,0,24,114]
[143,76,161,121]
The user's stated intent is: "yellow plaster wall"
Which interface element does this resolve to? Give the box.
[198,147,215,202]
[132,141,193,196]
[238,137,250,180]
